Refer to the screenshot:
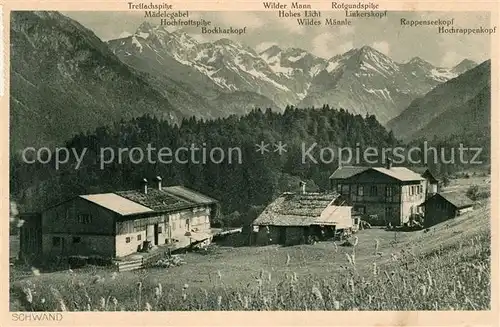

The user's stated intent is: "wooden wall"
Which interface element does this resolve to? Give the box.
[19,213,42,259]
[41,198,116,257]
[423,196,457,227]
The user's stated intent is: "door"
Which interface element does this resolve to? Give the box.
[154,224,159,246]
[279,228,286,244]
[60,237,66,255]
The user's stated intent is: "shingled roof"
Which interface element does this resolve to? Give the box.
[253,192,349,227]
[429,191,475,209]
[329,166,424,182]
[116,188,195,212]
[47,185,217,217]
[163,186,218,205]
[329,166,370,179]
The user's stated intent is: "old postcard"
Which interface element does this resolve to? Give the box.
[1,0,498,326]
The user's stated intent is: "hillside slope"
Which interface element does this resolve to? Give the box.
[411,86,490,141]
[387,60,490,141]
[10,11,182,151]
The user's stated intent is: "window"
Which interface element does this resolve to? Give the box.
[370,185,377,196]
[336,183,342,193]
[357,185,364,196]
[126,237,131,243]
[52,237,61,246]
[77,213,92,224]
[158,226,162,234]
[137,234,142,241]
[354,205,366,214]
[72,237,81,244]
[386,186,393,197]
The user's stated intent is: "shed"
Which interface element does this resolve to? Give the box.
[420,191,474,227]
[252,192,354,246]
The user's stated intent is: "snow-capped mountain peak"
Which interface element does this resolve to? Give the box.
[406,56,434,69]
[107,22,479,124]
[259,45,282,59]
[136,21,155,34]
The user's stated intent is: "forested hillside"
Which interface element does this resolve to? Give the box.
[11,106,397,226]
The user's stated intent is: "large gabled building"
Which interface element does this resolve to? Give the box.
[329,161,426,226]
[19,178,219,259]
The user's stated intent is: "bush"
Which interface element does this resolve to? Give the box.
[466,185,480,201]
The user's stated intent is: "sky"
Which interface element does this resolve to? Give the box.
[63,11,492,67]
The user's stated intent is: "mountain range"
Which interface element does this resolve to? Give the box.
[108,22,476,124]
[10,11,486,151]
[387,60,490,142]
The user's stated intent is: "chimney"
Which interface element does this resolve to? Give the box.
[299,181,306,194]
[385,157,392,170]
[141,178,148,194]
[155,176,162,190]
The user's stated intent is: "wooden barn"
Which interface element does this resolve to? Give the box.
[19,177,219,260]
[420,191,474,227]
[251,192,356,246]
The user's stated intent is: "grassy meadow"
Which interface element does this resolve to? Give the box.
[10,199,490,311]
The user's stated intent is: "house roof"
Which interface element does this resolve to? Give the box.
[329,166,370,179]
[438,191,474,209]
[422,169,439,183]
[163,186,218,205]
[421,191,474,209]
[253,192,346,227]
[45,185,216,217]
[372,167,425,181]
[115,188,195,212]
[329,166,424,182]
[80,193,154,216]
